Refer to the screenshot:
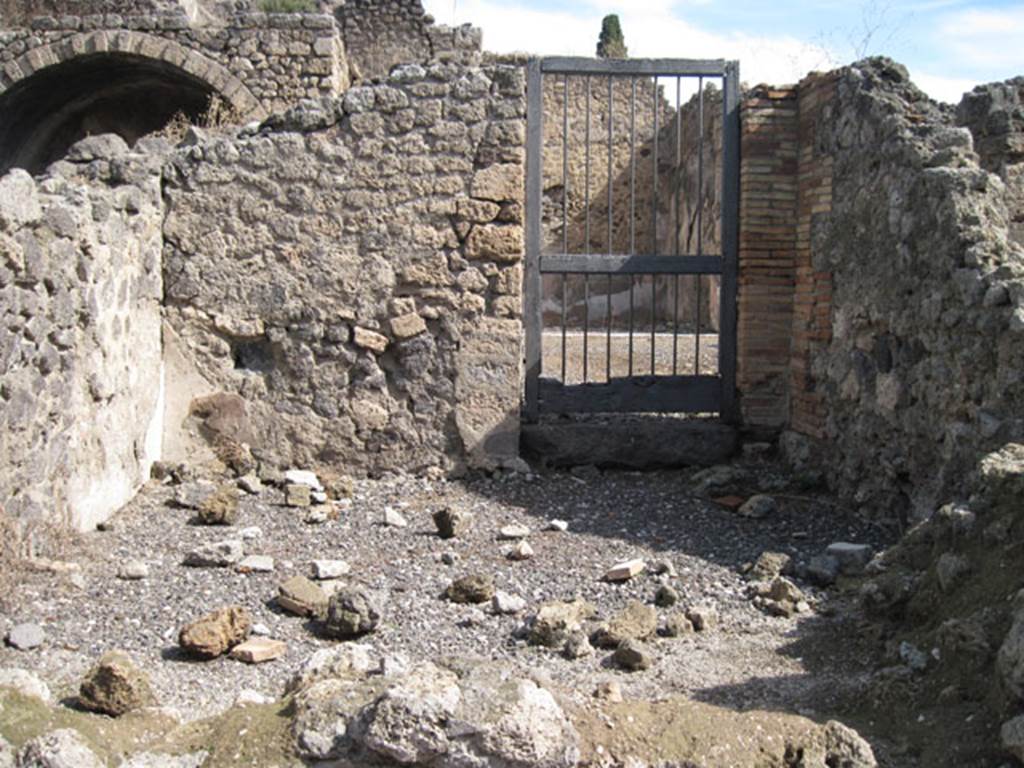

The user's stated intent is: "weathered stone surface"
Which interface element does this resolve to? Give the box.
[0,170,42,231]
[183,539,244,567]
[738,494,777,519]
[445,574,495,604]
[807,554,841,586]
[286,644,376,694]
[278,576,328,618]
[353,327,389,354]
[654,584,680,607]
[1002,715,1024,762]
[5,623,44,651]
[748,551,792,582]
[236,555,274,573]
[323,587,382,638]
[498,523,530,540]
[604,558,646,582]
[16,729,103,768]
[612,639,653,671]
[178,606,251,659]
[686,605,718,632]
[0,668,51,702]
[594,600,658,648]
[196,484,239,525]
[528,599,596,648]
[285,484,312,508]
[433,507,473,539]
[311,559,350,580]
[508,540,534,560]
[936,552,971,592]
[357,663,462,764]
[78,651,154,717]
[492,591,527,615]
[66,134,130,163]
[826,542,874,575]
[471,163,523,203]
[665,612,695,637]
[381,507,408,528]
[229,637,287,664]
[464,224,523,263]
[389,313,426,339]
[117,560,150,581]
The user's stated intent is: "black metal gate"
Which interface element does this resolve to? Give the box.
[523,57,739,421]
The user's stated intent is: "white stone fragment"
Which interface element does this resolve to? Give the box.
[285,470,324,492]
[604,559,646,582]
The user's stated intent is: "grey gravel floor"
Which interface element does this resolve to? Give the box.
[0,462,886,724]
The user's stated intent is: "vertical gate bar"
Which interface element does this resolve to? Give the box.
[561,273,567,382]
[650,275,656,375]
[562,74,569,255]
[695,76,704,375]
[607,76,614,256]
[524,59,543,421]
[651,77,659,256]
[584,74,591,254]
[628,275,634,376]
[583,274,590,383]
[606,76,614,384]
[606,274,612,381]
[673,76,681,375]
[719,62,741,421]
[629,77,636,256]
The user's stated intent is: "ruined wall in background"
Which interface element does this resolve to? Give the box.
[958,78,1024,248]
[0,140,164,533]
[336,0,432,82]
[162,56,527,478]
[782,59,1024,521]
[0,12,347,118]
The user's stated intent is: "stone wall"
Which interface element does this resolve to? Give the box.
[0,13,347,118]
[782,59,1024,521]
[161,58,527,478]
[958,78,1024,248]
[0,138,164,532]
[335,0,431,82]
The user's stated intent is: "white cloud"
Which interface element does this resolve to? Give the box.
[936,6,1024,72]
[424,0,836,87]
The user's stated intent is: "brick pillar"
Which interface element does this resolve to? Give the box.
[737,86,798,428]
[789,73,838,439]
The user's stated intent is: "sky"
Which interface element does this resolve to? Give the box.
[420,0,1024,103]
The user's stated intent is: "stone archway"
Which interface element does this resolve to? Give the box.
[0,31,266,174]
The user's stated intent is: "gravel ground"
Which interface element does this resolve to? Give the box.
[0,460,888,725]
[542,331,719,383]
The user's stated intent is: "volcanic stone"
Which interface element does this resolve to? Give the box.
[323,588,382,638]
[433,507,474,539]
[178,606,252,659]
[278,576,328,618]
[78,651,155,716]
[445,574,495,604]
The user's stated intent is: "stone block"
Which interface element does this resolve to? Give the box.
[354,326,388,353]
[230,637,287,664]
[390,312,426,339]
[465,224,523,263]
[471,163,523,202]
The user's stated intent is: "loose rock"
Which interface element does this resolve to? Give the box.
[445,574,495,604]
[433,507,474,539]
[229,638,287,664]
[604,558,646,582]
[382,507,408,528]
[508,540,534,560]
[183,539,244,568]
[498,523,530,540]
[78,650,155,716]
[664,612,695,637]
[323,587,383,638]
[16,729,103,768]
[492,591,527,615]
[807,554,841,586]
[826,542,874,575]
[117,560,150,580]
[545,519,569,532]
[594,600,658,648]
[196,484,239,525]
[738,494,777,519]
[178,606,252,659]
[686,605,718,632]
[528,599,596,648]
[311,559,350,580]
[563,630,594,659]
[5,623,44,651]
[612,639,653,671]
[278,576,328,618]
[285,484,312,508]
[0,668,51,702]
[236,555,274,573]
[655,585,680,607]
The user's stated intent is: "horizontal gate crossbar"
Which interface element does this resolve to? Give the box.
[540,254,722,275]
[540,57,729,77]
[538,376,721,414]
